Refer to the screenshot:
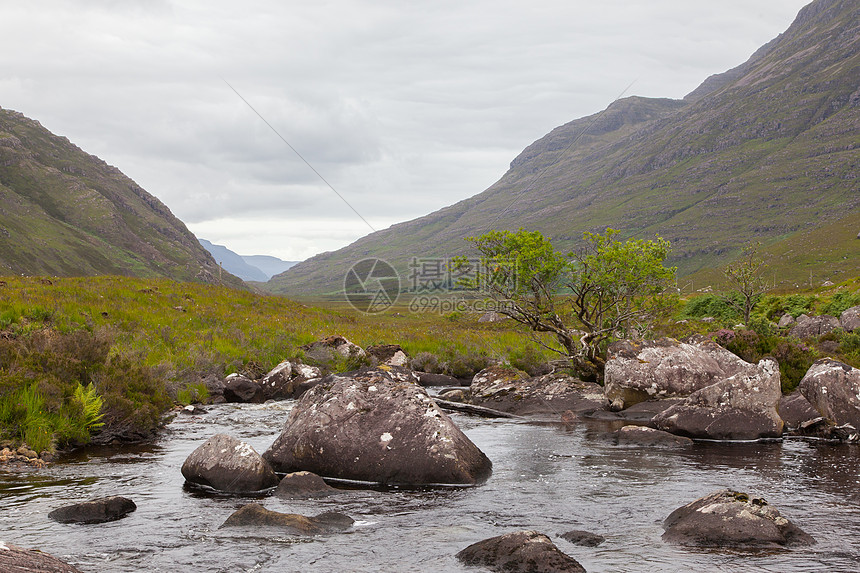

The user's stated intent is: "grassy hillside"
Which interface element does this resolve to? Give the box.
[269,0,859,296]
[0,107,244,289]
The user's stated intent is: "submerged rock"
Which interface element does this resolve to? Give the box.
[653,358,784,441]
[471,368,607,416]
[613,425,693,448]
[559,530,606,547]
[262,368,492,485]
[220,503,353,534]
[48,496,136,524]
[181,434,278,493]
[662,489,816,548]
[604,338,750,410]
[799,359,860,428]
[456,530,586,573]
[274,471,339,499]
[0,543,84,572]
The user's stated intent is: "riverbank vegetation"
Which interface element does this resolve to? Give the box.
[0,274,858,454]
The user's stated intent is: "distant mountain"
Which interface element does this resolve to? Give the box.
[0,107,244,288]
[268,0,859,295]
[199,239,297,282]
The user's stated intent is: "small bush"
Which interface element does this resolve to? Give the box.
[821,291,860,316]
[410,351,441,374]
[682,294,741,322]
[508,344,552,376]
[177,382,209,405]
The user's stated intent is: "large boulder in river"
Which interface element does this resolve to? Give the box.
[456,530,586,573]
[0,544,84,573]
[841,306,860,332]
[653,358,784,440]
[799,358,860,428]
[259,360,323,400]
[275,471,338,499]
[662,489,815,548]
[604,338,750,410]
[778,391,820,430]
[471,368,607,416]
[223,373,265,403]
[262,368,492,485]
[48,496,136,524]
[181,434,278,493]
[220,503,353,534]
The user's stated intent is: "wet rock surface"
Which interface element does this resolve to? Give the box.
[662,489,816,548]
[559,530,606,547]
[48,496,136,524]
[263,368,492,485]
[0,543,84,572]
[274,471,339,499]
[612,425,693,448]
[181,434,278,493]
[220,503,353,534]
[456,530,586,573]
[470,368,607,416]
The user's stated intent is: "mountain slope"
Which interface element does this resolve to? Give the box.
[269,0,859,296]
[0,108,243,287]
[199,239,268,282]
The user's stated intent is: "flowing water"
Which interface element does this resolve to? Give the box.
[1,400,859,572]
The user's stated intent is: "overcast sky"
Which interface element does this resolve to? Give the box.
[1,0,811,261]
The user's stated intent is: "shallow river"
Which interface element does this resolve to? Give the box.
[1,400,859,572]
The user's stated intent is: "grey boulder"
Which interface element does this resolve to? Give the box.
[220,503,353,534]
[653,358,784,440]
[456,530,586,573]
[471,367,607,416]
[799,358,860,428]
[262,368,492,485]
[789,314,840,339]
[181,433,278,493]
[841,306,860,332]
[663,489,815,548]
[48,496,136,524]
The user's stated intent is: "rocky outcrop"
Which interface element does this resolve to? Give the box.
[662,489,816,548]
[416,372,462,387]
[471,368,606,416]
[263,368,492,485]
[300,335,366,368]
[366,344,409,367]
[456,530,586,573]
[778,314,796,328]
[799,359,860,428]
[789,314,840,339]
[612,425,693,448]
[778,391,820,430]
[603,338,750,410]
[181,434,278,493]
[0,543,84,573]
[274,471,339,499]
[222,373,265,403]
[220,503,353,534]
[653,358,784,440]
[48,496,136,524]
[259,360,323,400]
[840,306,860,332]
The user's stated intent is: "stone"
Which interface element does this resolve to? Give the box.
[181,434,278,493]
[613,425,693,448]
[436,388,470,402]
[0,543,84,572]
[604,338,750,410]
[416,372,462,387]
[366,344,409,367]
[799,358,860,428]
[789,314,840,339]
[274,471,338,499]
[778,391,820,430]
[559,530,606,547]
[48,496,136,524]
[662,489,816,548]
[222,373,265,403]
[263,368,492,485]
[653,358,784,440]
[220,503,353,534]
[841,306,860,332]
[300,335,366,368]
[456,530,586,573]
[470,369,607,416]
[777,314,795,328]
[259,360,323,400]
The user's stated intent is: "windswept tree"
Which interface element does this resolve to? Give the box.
[721,243,771,324]
[459,228,676,381]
